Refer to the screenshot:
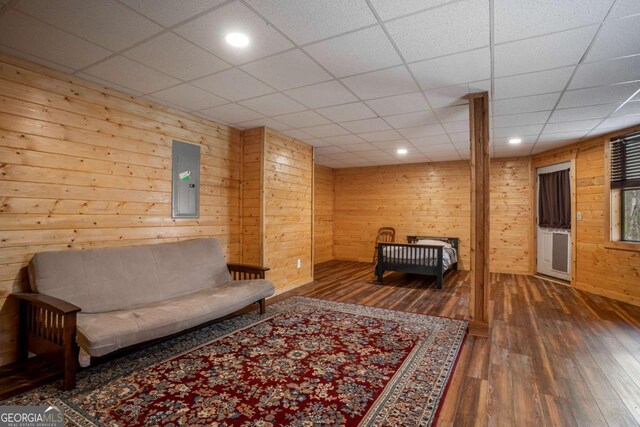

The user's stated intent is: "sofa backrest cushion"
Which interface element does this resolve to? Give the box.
[28,238,231,313]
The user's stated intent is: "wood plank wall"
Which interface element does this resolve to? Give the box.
[313,164,334,264]
[333,159,532,273]
[241,128,264,265]
[262,129,313,292]
[0,55,242,366]
[533,131,640,306]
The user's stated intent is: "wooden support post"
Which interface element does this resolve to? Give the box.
[469,91,490,337]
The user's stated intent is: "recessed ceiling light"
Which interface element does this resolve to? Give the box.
[508,138,522,145]
[397,148,408,155]
[225,32,250,47]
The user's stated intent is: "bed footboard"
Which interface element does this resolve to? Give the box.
[376,243,445,288]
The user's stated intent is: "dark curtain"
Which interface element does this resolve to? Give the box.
[539,169,571,229]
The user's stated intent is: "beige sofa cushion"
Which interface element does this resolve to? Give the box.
[77,279,275,357]
[28,239,231,313]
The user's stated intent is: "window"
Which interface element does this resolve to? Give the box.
[609,131,640,245]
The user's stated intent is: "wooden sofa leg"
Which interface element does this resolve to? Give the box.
[258,299,266,315]
[62,314,78,391]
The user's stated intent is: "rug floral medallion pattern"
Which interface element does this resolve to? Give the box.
[3,297,467,426]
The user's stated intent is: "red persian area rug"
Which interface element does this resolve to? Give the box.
[3,297,467,426]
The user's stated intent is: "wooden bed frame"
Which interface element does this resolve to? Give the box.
[375,236,459,289]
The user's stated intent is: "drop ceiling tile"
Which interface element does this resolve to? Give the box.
[570,55,640,89]
[397,124,446,138]
[410,48,491,90]
[543,120,601,133]
[494,111,551,128]
[610,0,640,18]
[316,102,377,122]
[76,72,144,96]
[305,138,332,147]
[427,152,461,161]
[304,26,402,78]
[284,81,358,109]
[549,104,617,122]
[537,131,589,142]
[424,85,469,108]
[493,0,613,43]
[0,10,111,70]
[192,69,274,101]
[151,83,228,110]
[83,56,181,94]
[494,26,598,78]
[493,125,544,138]
[410,134,452,146]
[341,118,391,134]
[531,140,580,154]
[239,93,307,116]
[299,124,350,138]
[385,0,489,62]
[612,100,640,116]
[235,117,291,131]
[200,103,264,123]
[493,93,561,115]
[358,130,403,142]
[492,135,538,146]
[344,143,377,152]
[585,15,640,62]
[414,143,455,154]
[16,0,161,51]
[273,110,331,128]
[245,0,376,45]
[595,114,640,130]
[365,92,430,116]
[442,120,469,133]
[341,66,418,100]
[174,1,293,65]
[124,33,229,80]
[0,44,75,74]
[436,105,469,123]
[121,0,226,27]
[558,82,640,108]
[369,0,453,21]
[449,132,470,143]
[372,140,409,150]
[315,145,348,155]
[494,66,575,99]
[323,134,367,145]
[383,111,440,129]
[241,50,332,90]
[494,145,534,157]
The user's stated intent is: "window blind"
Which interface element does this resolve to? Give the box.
[611,131,640,189]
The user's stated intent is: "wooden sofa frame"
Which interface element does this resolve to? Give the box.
[11,263,269,391]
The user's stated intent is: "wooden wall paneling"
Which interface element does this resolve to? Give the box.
[532,124,640,307]
[334,162,472,266]
[0,54,243,366]
[469,91,490,337]
[241,127,264,265]
[313,164,335,264]
[262,129,314,293]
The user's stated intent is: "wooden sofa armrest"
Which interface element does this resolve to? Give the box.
[12,293,81,315]
[227,263,270,280]
[11,293,80,390]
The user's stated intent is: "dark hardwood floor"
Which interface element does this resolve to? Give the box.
[3,260,640,427]
[281,261,640,427]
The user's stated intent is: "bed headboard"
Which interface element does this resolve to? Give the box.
[406,236,459,253]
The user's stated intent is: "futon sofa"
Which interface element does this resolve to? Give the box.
[12,238,275,390]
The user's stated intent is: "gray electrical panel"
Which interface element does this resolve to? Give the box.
[172,140,200,218]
